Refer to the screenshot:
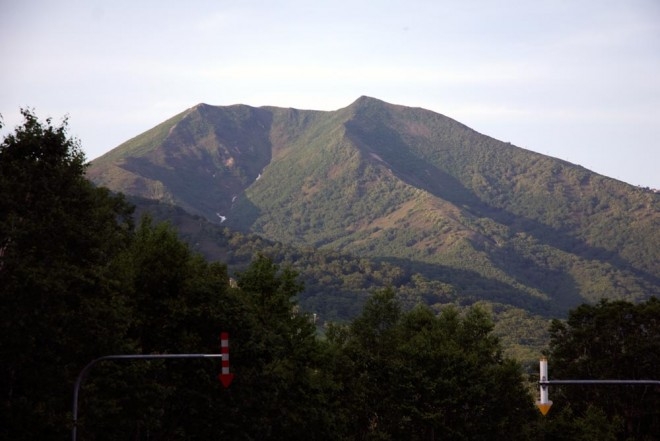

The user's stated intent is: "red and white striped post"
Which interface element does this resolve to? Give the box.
[218,332,234,388]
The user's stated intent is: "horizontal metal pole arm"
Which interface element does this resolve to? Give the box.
[540,379,660,386]
[82,353,223,365]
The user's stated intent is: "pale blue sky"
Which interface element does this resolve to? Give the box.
[2,0,659,188]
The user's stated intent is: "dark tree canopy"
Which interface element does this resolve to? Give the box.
[326,289,536,441]
[0,110,135,439]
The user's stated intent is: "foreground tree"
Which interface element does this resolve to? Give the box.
[221,254,332,440]
[327,289,536,440]
[545,298,660,440]
[0,111,248,440]
[0,110,134,439]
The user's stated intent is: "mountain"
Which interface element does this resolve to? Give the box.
[88,96,660,319]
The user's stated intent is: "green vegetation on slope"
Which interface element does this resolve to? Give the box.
[87,97,660,323]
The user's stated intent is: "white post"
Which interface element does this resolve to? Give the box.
[535,357,553,415]
[540,357,549,403]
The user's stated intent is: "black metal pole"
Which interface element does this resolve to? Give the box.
[72,354,223,441]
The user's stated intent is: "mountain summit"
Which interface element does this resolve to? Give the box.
[88,97,659,315]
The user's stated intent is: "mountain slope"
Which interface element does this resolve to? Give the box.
[88,97,660,316]
[89,103,273,219]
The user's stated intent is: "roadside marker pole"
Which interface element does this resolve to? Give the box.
[535,357,660,416]
[218,332,235,388]
[535,357,553,416]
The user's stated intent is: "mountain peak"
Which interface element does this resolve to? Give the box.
[349,95,389,108]
[353,95,380,103]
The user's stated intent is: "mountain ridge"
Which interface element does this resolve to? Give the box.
[87,96,660,318]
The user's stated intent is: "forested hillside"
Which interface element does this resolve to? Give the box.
[130,195,552,363]
[2,110,658,440]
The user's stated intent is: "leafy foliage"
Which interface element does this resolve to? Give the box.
[325,289,537,440]
[0,110,134,439]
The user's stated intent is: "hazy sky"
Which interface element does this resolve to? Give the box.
[2,0,659,188]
